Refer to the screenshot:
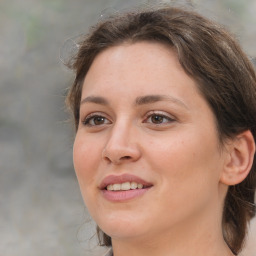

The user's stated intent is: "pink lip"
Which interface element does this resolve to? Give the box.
[99,174,153,202]
[102,188,151,202]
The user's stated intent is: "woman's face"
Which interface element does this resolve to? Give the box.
[73,42,228,242]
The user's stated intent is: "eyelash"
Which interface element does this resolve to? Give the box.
[82,113,111,127]
[81,111,175,127]
[143,111,175,125]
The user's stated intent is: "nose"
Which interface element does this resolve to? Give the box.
[102,121,141,165]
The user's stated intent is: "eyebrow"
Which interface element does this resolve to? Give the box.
[80,96,109,105]
[135,95,188,109]
[80,94,188,109]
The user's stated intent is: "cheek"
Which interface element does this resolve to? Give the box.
[146,129,221,191]
[73,135,101,194]
[146,133,222,222]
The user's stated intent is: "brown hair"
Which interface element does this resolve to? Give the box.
[66,5,256,254]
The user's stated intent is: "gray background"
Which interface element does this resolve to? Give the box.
[0,0,255,255]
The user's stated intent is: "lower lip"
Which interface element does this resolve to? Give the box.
[101,188,151,202]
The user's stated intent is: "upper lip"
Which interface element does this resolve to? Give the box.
[99,174,153,190]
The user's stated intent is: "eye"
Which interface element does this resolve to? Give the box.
[144,112,175,125]
[82,114,111,126]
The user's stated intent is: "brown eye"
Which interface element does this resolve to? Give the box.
[93,116,105,125]
[151,114,164,124]
[144,112,175,125]
[83,115,111,126]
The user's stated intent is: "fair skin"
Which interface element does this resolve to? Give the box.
[73,42,253,256]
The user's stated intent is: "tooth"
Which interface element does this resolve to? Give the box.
[137,183,143,189]
[107,184,113,191]
[121,182,131,190]
[113,184,121,191]
[130,182,138,189]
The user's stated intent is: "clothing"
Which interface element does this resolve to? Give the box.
[102,247,113,256]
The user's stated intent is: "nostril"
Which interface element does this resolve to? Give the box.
[121,156,131,160]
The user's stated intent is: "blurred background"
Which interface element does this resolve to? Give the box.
[0,0,255,255]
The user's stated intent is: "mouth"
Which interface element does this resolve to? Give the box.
[99,174,153,202]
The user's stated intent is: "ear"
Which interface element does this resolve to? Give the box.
[220,130,255,186]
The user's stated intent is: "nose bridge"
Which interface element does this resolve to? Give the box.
[111,116,131,141]
[103,117,140,164]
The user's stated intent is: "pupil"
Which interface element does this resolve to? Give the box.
[152,115,163,124]
[94,116,104,125]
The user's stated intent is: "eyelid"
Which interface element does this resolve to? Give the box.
[143,110,176,123]
[81,112,112,126]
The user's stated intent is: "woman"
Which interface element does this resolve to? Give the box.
[66,5,256,256]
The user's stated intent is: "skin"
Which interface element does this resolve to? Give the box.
[73,42,236,256]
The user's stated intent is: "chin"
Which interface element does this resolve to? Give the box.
[97,214,148,240]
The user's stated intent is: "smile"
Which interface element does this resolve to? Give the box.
[100,174,153,201]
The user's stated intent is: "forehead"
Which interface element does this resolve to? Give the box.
[81,42,199,99]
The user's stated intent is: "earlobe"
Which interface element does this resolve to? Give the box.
[220,130,255,186]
